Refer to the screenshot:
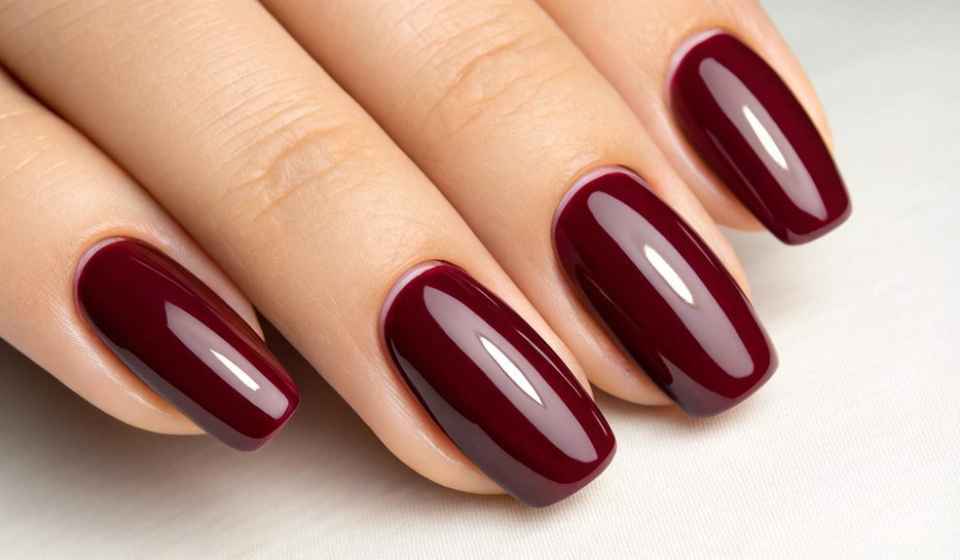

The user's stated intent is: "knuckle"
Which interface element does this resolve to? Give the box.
[212,96,385,234]
[403,3,575,133]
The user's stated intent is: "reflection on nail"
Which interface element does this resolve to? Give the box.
[554,167,777,416]
[383,263,615,506]
[479,335,544,406]
[77,239,298,450]
[671,33,849,243]
[643,244,695,306]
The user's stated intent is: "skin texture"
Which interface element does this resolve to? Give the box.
[0,0,575,496]
[0,0,836,499]
[260,0,744,405]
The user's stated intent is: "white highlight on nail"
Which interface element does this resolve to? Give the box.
[165,302,290,419]
[479,335,543,406]
[643,244,695,305]
[211,349,261,391]
[742,105,789,170]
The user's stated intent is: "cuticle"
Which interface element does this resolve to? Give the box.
[552,165,648,242]
[664,27,733,110]
[73,236,133,304]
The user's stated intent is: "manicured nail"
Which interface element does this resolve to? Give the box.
[670,31,851,244]
[553,168,777,416]
[381,262,615,507]
[76,239,298,451]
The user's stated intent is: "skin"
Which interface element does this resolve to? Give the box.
[0,0,832,497]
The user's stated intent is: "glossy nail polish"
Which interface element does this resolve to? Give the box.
[382,263,615,507]
[76,239,298,451]
[670,31,851,244]
[554,168,777,417]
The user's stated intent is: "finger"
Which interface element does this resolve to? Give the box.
[0,0,615,505]
[0,69,297,450]
[538,0,852,243]
[261,0,776,414]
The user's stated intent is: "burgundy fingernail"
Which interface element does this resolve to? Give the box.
[553,168,777,417]
[382,263,615,507]
[670,31,851,244]
[76,239,298,451]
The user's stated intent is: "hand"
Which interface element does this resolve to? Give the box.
[0,0,849,507]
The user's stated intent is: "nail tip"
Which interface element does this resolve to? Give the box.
[780,196,853,245]
[224,400,299,452]
[679,345,779,417]
[519,437,618,508]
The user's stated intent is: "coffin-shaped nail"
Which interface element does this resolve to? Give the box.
[76,239,298,451]
[382,262,615,507]
[553,168,777,416]
[670,31,851,244]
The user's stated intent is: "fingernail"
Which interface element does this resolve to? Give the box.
[553,167,777,416]
[381,262,615,507]
[76,238,298,451]
[670,31,851,244]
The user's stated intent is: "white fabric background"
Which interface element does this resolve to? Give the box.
[1,0,958,557]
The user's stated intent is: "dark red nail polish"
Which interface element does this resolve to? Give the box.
[76,239,298,451]
[553,168,777,417]
[670,31,851,244]
[382,263,615,507]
